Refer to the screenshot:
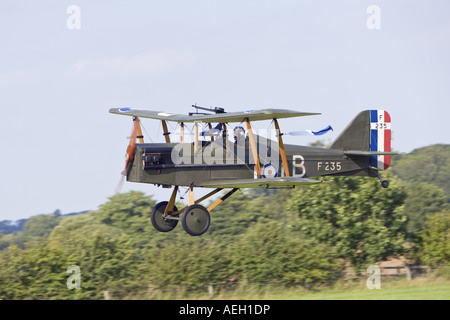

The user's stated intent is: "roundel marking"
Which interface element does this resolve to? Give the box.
[262,163,278,178]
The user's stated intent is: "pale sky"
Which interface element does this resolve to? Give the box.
[1,0,449,221]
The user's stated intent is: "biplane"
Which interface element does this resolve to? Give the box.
[110,106,397,236]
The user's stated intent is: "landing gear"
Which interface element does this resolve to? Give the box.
[181,204,211,236]
[149,186,239,236]
[150,201,179,232]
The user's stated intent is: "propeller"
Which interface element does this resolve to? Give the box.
[115,117,140,194]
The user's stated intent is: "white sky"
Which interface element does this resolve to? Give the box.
[1,0,449,221]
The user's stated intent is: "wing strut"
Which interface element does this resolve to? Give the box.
[207,123,214,142]
[161,120,171,143]
[245,118,262,179]
[222,123,230,154]
[180,122,184,143]
[194,122,199,152]
[273,119,290,177]
[136,117,144,143]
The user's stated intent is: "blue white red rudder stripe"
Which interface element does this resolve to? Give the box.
[370,110,391,170]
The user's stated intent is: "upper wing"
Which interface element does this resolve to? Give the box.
[109,107,320,123]
[197,176,325,188]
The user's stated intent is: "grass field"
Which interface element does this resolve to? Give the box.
[277,283,450,300]
[205,278,450,300]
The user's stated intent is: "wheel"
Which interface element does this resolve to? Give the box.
[181,204,211,236]
[150,201,179,232]
[381,180,389,188]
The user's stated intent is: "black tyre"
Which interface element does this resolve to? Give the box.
[150,201,179,232]
[381,180,389,188]
[181,204,211,236]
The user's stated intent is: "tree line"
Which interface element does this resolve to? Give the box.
[0,144,448,299]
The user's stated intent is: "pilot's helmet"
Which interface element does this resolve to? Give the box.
[233,126,245,140]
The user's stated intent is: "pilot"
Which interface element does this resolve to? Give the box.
[233,126,247,146]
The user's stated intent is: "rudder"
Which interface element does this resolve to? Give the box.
[369,110,391,170]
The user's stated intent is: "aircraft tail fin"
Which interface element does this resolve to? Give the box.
[330,110,392,170]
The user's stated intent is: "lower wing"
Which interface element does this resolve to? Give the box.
[197,176,325,188]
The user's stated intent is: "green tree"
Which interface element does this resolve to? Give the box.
[71,233,145,299]
[96,191,155,229]
[204,188,295,244]
[0,245,27,299]
[94,191,161,249]
[0,233,15,250]
[49,212,147,299]
[22,213,62,238]
[419,211,450,267]
[287,173,407,271]
[392,144,450,199]
[402,182,448,234]
[0,243,74,299]
[204,190,266,242]
[227,220,342,286]
[48,214,124,254]
[1,213,63,249]
[146,237,231,289]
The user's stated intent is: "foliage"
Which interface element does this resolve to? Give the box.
[392,144,450,199]
[96,191,155,231]
[0,244,73,299]
[203,190,287,242]
[1,144,449,299]
[22,212,62,238]
[418,211,450,267]
[48,214,124,254]
[0,213,62,249]
[146,237,231,289]
[287,173,407,271]
[227,220,343,286]
[402,182,448,234]
[94,191,170,250]
[69,232,145,299]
